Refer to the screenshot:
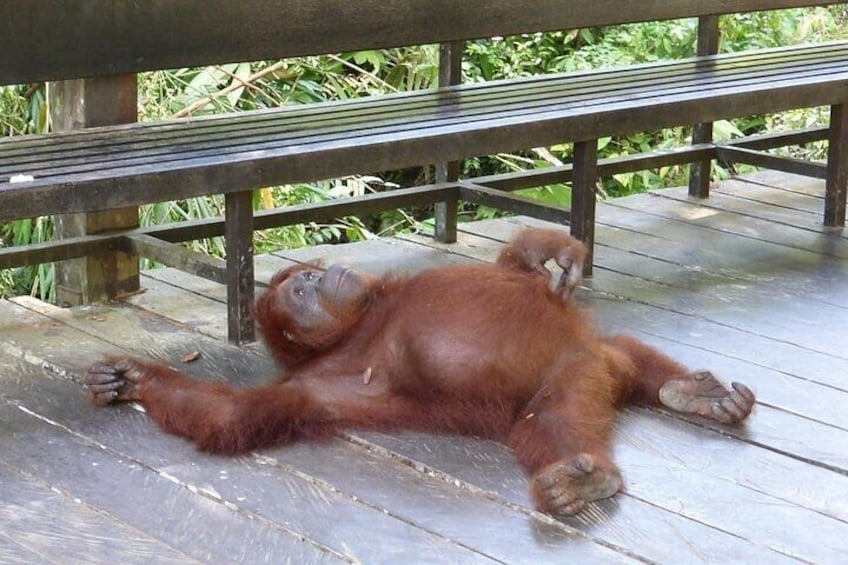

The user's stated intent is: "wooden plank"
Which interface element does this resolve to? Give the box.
[7,43,841,174]
[0,349,341,563]
[5,41,846,162]
[127,235,229,284]
[458,183,571,226]
[270,237,472,276]
[0,460,196,564]
[1,372,507,564]
[7,43,848,171]
[0,405,346,564]
[3,0,839,84]
[5,45,848,220]
[713,177,823,214]
[0,304,636,563]
[592,205,848,309]
[658,186,848,239]
[741,169,828,197]
[353,420,848,563]
[0,536,49,565]
[608,191,848,258]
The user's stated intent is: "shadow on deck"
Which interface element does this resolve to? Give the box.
[1,171,846,564]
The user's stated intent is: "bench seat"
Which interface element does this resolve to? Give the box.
[3,41,848,221]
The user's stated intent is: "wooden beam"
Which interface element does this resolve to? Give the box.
[4,1,840,85]
[826,104,848,226]
[124,234,229,285]
[225,191,256,344]
[571,140,599,277]
[688,14,721,198]
[48,75,139,306]
[715,146,827,178]
[458,182,571,224]
[434,40,464,244]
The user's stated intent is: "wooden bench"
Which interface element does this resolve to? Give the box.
[2,1,846,345]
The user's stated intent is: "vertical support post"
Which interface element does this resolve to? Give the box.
[571,139,599,277]
[49,76,140,305]
[434,41,464,243]
[688,15,721,198]
[826,104,848,226]
[225,191,256,344]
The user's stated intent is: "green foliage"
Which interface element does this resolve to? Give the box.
[0,217,54,300]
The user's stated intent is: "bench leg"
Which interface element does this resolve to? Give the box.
[434,41,463,244]
[826,104,848,227]
[225,191,256,345]
[688,121,713,198]
[688,15,720,199]
[571,139,598,277]
[435,160,460,243]
[50,75,140,305]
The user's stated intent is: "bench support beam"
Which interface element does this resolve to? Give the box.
[571,140,599,277]
[225,191,256,345]
[688,15,721,198]
[49,75,140,305]
[434,41,464,243]
[826,104,848,227]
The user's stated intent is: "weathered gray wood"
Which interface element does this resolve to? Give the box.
[5,43,848,221]
[0,232,117,270]
[609,190,848,258]
[354,420,847,563]
[0,405,346,564]
[714,178,824,214]
[4,170,848,562]
[48,75,140,306]
[3,1,839,85]
[742,169,828,197]
[655,187,848,242]
[271,236,473,277]
[0,459,196,564]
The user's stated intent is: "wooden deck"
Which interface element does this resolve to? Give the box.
[1,170,846,564]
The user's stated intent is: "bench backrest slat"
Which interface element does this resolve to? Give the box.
[2,0,841,85]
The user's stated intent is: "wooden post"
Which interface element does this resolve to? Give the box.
[49,76,140,305]
[571,139,598,277]
[225,191,256,344]
[434,41,463,243]
[826,104,848,227]
[688,15,721,198]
